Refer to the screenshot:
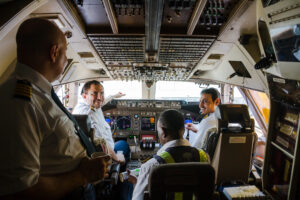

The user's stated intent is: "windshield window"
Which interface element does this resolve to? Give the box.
[77,80,220,102]
[102,80,142,99]
[155,81,220,101]
[77,80,142,102]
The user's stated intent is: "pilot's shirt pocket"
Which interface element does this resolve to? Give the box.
[54,116,81,156]
[40,111,86,174]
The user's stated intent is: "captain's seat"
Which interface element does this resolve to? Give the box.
[73,114,120,186]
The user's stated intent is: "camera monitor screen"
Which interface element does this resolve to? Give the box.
[270,24,300,62]
[141,117,155,131]
[116,116,131,130]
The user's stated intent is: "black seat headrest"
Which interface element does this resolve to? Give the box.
[73,114,92,137]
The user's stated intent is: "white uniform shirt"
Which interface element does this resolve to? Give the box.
[0,63,86,195]
[73,102,115,148]
[190,113,217,148]
[132,139,190,200]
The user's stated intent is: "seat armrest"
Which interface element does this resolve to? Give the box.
[109,163,120,185]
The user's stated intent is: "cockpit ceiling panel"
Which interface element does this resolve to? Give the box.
[89,35,215,81]
[89,35,145,63]
[159,36,215,63]
[111,0,145,33]
[70,0,237,35]
[70,0,113,33]
[160,0,197,34]
[193,0,240,35]
[106,63,193,81]
[69,0,243,80]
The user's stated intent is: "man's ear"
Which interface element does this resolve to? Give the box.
[161,127,168,138]
[50,44,58,63]
[215,98,221,106]
[82,93,87,100]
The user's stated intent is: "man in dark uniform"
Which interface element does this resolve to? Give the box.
[0,18,108,200]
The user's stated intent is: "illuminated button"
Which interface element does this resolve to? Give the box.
[150,117,155,123]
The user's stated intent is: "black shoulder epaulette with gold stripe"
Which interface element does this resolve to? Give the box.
[14,80,32,101]
[90,106,95,112]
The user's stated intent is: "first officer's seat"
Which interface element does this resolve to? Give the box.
[203,104,257,185]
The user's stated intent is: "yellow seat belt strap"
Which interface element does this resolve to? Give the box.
[174,192,183,200]
[198,149,208,162]
[159,151,175,163]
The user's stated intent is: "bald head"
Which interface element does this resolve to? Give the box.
[16,18,63,60]
[16,18,68,82]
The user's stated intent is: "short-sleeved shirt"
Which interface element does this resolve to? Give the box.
[0,63,86,195]
[189,113,217,148]
[73,101,115,148]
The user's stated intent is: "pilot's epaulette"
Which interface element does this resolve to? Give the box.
[90,106,95,112]
[14,80,32,101]
[203,114,209,119]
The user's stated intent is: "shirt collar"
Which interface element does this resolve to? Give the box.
[79,100,102,112]
[207,112,216,119]
[79,100,90,107]
[15,62,52,95]
[157,139,190,154]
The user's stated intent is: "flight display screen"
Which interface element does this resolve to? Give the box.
[184,116,196,124]
[184,118,192,124]
[105,116,115,128]
[141,117,155,131]
[116,116,131,130]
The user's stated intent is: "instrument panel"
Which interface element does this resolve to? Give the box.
[103,99,199,160]
[103,99,198,139]
[115,99,182,109]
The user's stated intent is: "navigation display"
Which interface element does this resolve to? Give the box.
[141,117,155,131]
[184,118,192,124]
[117,116,131,130]
[105,116,115,128]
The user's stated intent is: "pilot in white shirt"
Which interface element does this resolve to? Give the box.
[0,18,107,199]
[73,101,115,149]
[189,113,217,148]
[186,88,221,149]
[0,63,87,195]
[73,80,128,164]
[73,80,134,200]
